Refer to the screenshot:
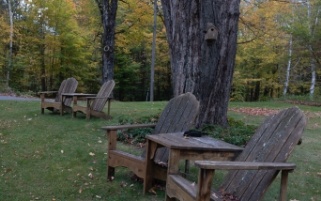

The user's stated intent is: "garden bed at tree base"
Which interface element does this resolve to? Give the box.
[285,100,321,107]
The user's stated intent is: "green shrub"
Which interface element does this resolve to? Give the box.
[200,117,257,146]
[116,114,159,144]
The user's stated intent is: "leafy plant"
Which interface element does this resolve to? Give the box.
[200,117,257,146]
[116,114,159,144]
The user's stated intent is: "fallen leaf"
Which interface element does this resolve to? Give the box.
[149,187,157,195]
[89,152,95,156]
[120,181,127,187]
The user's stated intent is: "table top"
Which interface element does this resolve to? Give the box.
[61,93,96,97]
[146,132,243,152]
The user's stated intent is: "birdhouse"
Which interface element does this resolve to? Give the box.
[204,23,218,41]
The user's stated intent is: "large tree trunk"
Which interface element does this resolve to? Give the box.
[96,0,118,83]
[161,0,240,126]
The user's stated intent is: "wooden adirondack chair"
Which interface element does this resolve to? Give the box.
[72,80,115,119]
[39,77,78,114]
[166,106,307,201]
[102,92,200,183]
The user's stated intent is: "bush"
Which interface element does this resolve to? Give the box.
[200,117,257,146]
[116,114,159,144]
[116,114,256,147]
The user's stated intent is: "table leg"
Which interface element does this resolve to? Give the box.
[164,149,181,201]
[167,149,180,175]
[72,96,77,118]
[60,95,64,116]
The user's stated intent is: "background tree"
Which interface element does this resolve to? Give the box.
[95,0,118,83]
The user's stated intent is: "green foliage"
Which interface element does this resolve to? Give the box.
[116,113,159,144]
[1,0,321,101]
[200,117,257,146]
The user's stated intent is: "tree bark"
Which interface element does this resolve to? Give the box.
[161,0,240,127]
[96,0,118,83]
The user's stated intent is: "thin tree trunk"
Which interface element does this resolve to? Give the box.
[6,0,13,88]
[306,0,320,99]
[283,34,292,96]
[150,0,157,102]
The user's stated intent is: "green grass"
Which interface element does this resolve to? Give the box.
[1,99,320,201]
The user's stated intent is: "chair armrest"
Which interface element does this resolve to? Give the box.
[102,124,157,131]
[38,91,58,101]
[84,97,111,108]
[194,161,296,171]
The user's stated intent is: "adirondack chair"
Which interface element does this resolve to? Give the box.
[102,92,200,183]
[39,77,78,114]
[166,106,307,201]
[72,80,115,119]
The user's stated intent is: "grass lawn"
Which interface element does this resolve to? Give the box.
[0,99,320,201]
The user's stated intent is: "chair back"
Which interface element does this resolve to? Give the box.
[61,77,78,106]
[91,80,115,111]
[54,79,67,102]
[153,92,200,165]
[221,107,307,201]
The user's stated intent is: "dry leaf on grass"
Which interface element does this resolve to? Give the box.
[148,187,157,195]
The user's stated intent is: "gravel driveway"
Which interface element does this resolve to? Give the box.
[0,95,39,101]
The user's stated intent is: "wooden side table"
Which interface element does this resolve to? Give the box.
[143,132,243,194]
[61,93,96,116]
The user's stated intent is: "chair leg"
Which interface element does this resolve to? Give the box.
[279,170,290,201]
[107,166,115,181]
[165,195,176,201]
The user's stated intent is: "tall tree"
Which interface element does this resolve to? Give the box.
[5,0,13,89]
[160,1,240,126]
[96,0,118,83]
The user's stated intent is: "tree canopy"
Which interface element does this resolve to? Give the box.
[0,0,320,103]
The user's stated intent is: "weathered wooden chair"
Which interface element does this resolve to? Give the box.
[166,106,307,201]
[102,92,200,184]
[39,77,78,114]
[72,80,115,119]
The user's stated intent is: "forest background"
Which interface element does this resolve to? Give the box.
[0,0,321,102]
